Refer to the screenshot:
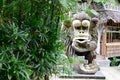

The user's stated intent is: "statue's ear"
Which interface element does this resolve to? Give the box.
[91,17,99,23]
[61,19,72,31]
[63,19,72,28]
[90,17,99,28]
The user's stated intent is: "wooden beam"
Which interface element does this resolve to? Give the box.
[101,24,107,58]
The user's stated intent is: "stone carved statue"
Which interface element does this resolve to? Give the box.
[61,11,99,74]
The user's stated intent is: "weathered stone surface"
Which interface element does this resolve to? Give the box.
[59,70,105,80]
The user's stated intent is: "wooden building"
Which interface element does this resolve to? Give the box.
[90,3,120,58]
[101,8,120,58]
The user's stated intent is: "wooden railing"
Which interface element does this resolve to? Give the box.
[106,43,120,57]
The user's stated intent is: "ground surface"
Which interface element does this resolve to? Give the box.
[50,55,120,80]
[50,66,120,80]
[101,66,120,80]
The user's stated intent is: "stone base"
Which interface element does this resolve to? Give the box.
[59,70,105,80]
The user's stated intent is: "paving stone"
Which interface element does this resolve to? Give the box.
[95,59,111,67]
[59,71,105,80]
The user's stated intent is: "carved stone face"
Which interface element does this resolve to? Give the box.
[72,19,91,43]
[61,11,98,52]
[71,19,92,52]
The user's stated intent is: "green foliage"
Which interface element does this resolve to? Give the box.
[0,0,71,80]
[59,0,78,12]
[111,57,118,66]
[0,23,31,80]
[94,0,117,4]
[55,54,86,75]
[94,0,105,3]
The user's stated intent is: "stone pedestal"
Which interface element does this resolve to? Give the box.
[59,71,105,80]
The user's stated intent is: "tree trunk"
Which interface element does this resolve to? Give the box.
[44,75,49,80]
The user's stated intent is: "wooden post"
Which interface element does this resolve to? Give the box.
[101,24,107,58]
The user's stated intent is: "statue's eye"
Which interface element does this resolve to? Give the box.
[82,27,88,30]
[75,27,80,29]
[82,20,90,27]
[72,20,81,27]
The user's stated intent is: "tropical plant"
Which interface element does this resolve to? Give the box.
[0,0,71,80]
[110,57,118,66]
[0,23,31,80]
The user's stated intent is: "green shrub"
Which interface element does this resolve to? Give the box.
[111,57,118,66]
[0,23,31,80]
[0,0,77,80]
[0,0,73,79]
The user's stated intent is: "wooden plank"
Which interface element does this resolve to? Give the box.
[106,43,120,46]
[106,43,120,57]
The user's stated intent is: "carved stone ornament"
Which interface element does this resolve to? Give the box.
[61,11,99,74]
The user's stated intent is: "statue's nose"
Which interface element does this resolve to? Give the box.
[79,30,84,33]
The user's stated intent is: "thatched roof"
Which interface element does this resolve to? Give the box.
[90,3,120,24]
[105,11,120,23]
[97,9,120,24]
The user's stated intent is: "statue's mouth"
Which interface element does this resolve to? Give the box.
[74,39,87,44]
[73,36,90,43]
[72,38,90,52]
[78,39,84,41]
